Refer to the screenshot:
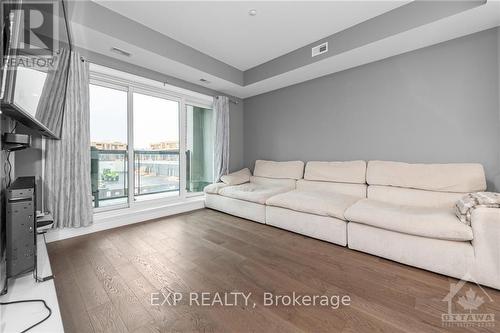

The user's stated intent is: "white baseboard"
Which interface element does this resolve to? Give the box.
[45,197,205,243]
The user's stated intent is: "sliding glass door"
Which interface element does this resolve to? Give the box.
[186,104,214,193]
[90,83,129,208]
[89,68,214,212]
[133,92,180,200]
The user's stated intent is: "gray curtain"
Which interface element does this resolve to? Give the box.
[35,48,70,137]
[214,96,230,182]
[44,51,93,228]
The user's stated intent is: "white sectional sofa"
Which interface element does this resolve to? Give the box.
[205,160,304,223]
[266,161,367,246]
[345,161,499,289]
[205,160,500,290]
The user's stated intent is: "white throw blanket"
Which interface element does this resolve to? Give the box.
[455,192,500,225]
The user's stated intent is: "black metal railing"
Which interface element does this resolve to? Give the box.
[134,150,180,196]
[91,148,180,207]
[91,147,213,207]
[91,149,128,208]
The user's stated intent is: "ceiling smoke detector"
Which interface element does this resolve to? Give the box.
[248,9,257,16]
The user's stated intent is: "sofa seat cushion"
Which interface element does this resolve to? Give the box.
[266,190,361,220]
[204,182,229,194]
[344,199,473,241]
[218,183,292,205]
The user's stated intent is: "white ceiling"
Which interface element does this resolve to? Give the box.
[92,0,408,70]
[237,1,500,98]
[76,1,500,98]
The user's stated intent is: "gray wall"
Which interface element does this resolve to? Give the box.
[243,28,500,190]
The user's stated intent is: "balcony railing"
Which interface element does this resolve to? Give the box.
[134,149,180,196]
[90,148,180,207]
[91,149,128,208]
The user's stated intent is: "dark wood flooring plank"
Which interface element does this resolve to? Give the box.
[89,250,155,331]
[48,208,500,333]
[88,302,129,333]
[53,273,95,333]
[74,264,112,310]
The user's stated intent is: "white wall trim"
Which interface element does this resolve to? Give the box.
[90,63,214,104]
[45,197,205,243]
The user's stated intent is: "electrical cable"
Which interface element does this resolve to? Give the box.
[5,151,12,187]
[0,299,52,333]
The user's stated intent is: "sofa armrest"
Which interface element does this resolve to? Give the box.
[471,207,500,241]
[220,168,251,185]
[470,207,500,288]
[203,182,228,194]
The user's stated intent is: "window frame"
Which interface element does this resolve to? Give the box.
[184,100,216,197]
[89,67,213,214]
[89,79,129,213]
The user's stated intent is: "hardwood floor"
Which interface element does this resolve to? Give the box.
[47,208,500,333]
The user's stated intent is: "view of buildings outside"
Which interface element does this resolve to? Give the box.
[89,84,213,208]
[133,92,180,200]
[91,139,180,207]
[89,84,181,208]
[134,140,180,197]
[89,84,129,208]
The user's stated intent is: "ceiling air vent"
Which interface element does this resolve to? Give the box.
[110,47,131,57]
[312,42,328,57]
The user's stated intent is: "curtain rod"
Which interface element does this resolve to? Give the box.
[61,0,72,53]
[215,96,239,104]
[84,59,237,103]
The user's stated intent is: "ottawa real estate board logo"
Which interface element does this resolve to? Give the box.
[3,0,58,68]
[442,274,495,328]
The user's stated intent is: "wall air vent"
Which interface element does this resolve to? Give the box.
[110,47,132,57]
[312,42,328,57]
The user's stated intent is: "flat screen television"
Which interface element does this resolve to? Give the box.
[0,0,71,139]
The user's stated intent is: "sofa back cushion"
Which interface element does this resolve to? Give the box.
[297,180,366,198]
[304,161,366,184]
[366,161,486,193]
[253,160,304,180]
[250,176,296,189]
[367,185,464,208]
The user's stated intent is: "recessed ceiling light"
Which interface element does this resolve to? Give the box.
[248,9,257,16]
